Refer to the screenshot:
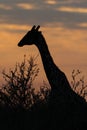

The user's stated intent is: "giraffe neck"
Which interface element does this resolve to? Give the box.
[35,35,65,90]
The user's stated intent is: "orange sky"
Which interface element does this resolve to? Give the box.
[0,24,87,85]
[0,0,87,86]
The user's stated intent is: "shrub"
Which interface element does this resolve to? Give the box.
[71,69,87,100]
[0,55,40,109]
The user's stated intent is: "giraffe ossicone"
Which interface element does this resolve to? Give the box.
[31,25,40,31]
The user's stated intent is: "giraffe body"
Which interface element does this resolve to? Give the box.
[18,25,87,129]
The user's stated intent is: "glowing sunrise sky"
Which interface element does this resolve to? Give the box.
[0,0,87,86]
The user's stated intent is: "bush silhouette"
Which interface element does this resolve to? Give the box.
[0,55,50,111]
[0,55,50,130]
[71,69,87,100]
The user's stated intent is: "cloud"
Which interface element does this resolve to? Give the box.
[0,23,28,32]
[17,3,37,10]
[0,4,12,10]
[44,0,57,5]
[0,0,87,30]
[57,6,87,14]
[78,23,87,28]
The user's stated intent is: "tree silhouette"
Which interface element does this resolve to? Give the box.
[0,56,50,130]
[0,55,41,109]
[0,55,50,111]
[71,69,87,100]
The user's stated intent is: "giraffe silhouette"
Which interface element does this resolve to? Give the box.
[18,25,87,129]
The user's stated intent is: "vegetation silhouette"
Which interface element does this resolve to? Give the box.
[0,55,50,130]
[71,69,87,99]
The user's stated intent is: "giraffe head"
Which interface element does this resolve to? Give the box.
[18,25,41,47]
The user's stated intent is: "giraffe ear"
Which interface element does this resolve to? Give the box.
[31,25,36,31]
[36,25,40,31]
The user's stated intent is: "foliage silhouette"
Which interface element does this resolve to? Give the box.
[0,55,50,110]
[71,69,87,99]
[0,56,51,130]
